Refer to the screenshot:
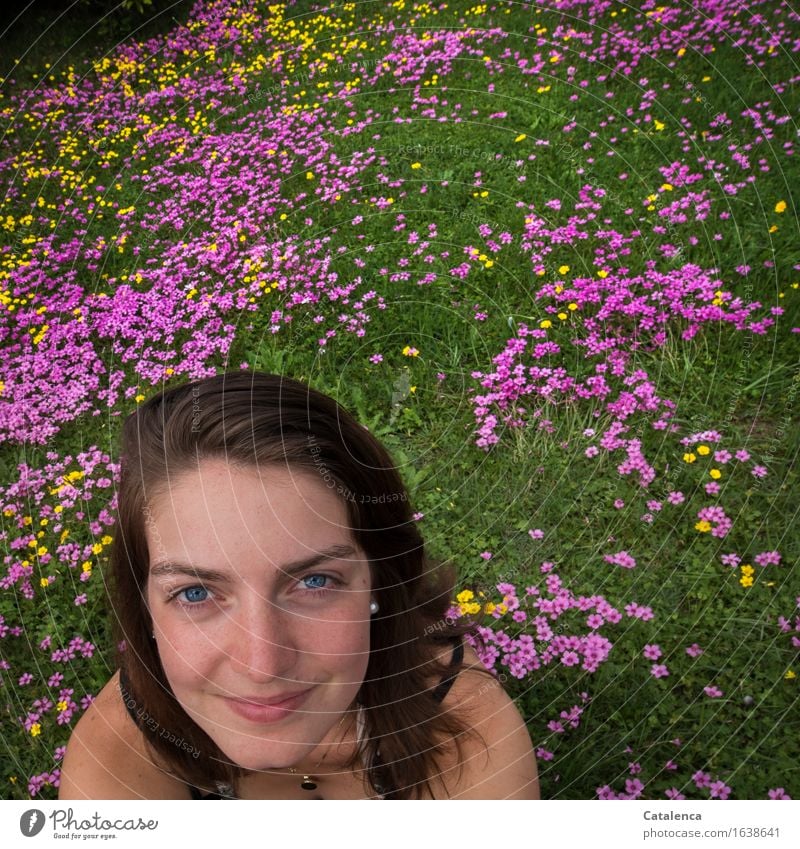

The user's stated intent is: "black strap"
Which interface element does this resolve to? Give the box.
[431,636,464,704]
[370,636,465,798]
[188,784,223,799]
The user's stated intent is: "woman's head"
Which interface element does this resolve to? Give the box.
[111,371,476,795]
[144,458,374,771]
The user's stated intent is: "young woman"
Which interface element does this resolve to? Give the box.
[59,372,539,800]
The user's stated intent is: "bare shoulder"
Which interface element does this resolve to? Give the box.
[428,641,540,800]
[58,670,190,800]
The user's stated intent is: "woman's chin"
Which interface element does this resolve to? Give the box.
[216,741,316,772]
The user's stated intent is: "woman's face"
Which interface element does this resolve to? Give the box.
[144,458,373,770]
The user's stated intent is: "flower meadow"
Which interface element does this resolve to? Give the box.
[1,0,797,799]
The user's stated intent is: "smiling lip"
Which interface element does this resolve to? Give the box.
[223,688,313,723]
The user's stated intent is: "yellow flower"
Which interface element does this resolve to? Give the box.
[785,670,796,680]
[484,602,496,614]
[709,469,721,480]
[30,723,41,737]
[514,134,526,143]
[683,453,696,463]
[697,444,710,455]
[741,564,754,576]
[497,603,508,615]
[40,578,49,588]
[456,589,474,604]
[557,312,567,320]
[739,575,753,587]
[695,520,712,533]
[539,320,552,329]
[661,183,673,191]
[597,270,608,279]
[306,171,314,180]
[484,260,494,268]
[56,700,68,712]
[410,162,421,169]
[653,119,665,131]
[558,265,570,275]
[568,302,578,311]
[774,200,786,214]
[402,345,419,357]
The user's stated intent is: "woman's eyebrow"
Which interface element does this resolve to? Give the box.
[149,543,357,581]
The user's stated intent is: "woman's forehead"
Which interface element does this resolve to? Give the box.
[143,461,357,561]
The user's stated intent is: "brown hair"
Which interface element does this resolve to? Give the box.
[109,370,493,798]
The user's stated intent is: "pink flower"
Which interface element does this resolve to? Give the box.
[714,450,732,463]
[704,482,720,495]
[412,512,424,521]
[528,528,544,540]
[369,353,384,364]
[650,664,669,678]
[692,770,712,788]
[751,465,768,478]
[625,778,645,799]
[665,788,686,799]
[735,449,751,461]
[686,643,704,657]
[768,788,792,799]
[709,780,731,799]
[480,551,492,560]
[704,685,724,698]
[74,594,88,606]
[625,603,654,621]
[643,644,662,660]
[604,550,637,569]
[613,498,625,509]
[667,491,685,504]
[585,446,599,458]
[754,550,781,567]
[721,553,741,567]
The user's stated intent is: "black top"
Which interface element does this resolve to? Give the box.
[120,636,465,800]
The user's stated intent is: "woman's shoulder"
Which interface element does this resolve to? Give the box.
[58,670,191,800]
[427,640,541,799]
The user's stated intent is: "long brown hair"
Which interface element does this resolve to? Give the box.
[109,370,492,798]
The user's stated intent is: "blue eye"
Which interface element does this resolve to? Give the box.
[179,586,210,604]
[302,574,329,590]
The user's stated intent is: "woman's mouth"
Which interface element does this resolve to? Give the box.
[222,688,314,724]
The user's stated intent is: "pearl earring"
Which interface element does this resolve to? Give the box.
[369,600,379,615]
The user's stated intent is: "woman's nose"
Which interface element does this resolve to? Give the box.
[227,598,299,684]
